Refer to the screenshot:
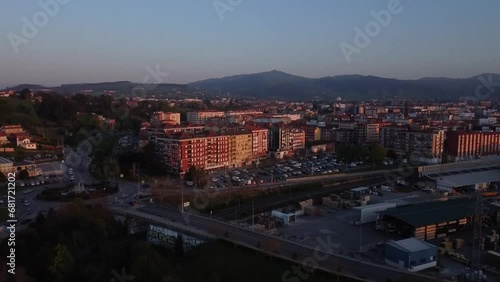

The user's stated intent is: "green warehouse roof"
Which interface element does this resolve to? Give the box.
[380,198,499,228]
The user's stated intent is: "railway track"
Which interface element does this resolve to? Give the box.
[212,176,385,219]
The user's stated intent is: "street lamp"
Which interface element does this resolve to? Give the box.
[252,195,255,226]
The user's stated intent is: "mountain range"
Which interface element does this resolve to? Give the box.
[188,70,500,101]
[4,71,500,101]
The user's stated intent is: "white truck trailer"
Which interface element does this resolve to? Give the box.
[353,202,397,224]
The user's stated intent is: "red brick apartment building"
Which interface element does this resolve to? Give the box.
[157,133,230,176]
[445,131,500,162]
[156,130,257,176]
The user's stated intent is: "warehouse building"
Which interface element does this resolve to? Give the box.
[378,198,500,241]
[418,160,500,192]
[385,238,438,272]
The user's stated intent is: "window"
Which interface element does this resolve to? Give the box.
[430,256,435,261]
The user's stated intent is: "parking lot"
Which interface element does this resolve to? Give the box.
[24,153,59,163]
[201,153,391,191]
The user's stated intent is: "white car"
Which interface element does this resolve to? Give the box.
[24,202,30,206]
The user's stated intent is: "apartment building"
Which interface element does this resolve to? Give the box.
[245,125,269,159]
[1,125,37,150]
[186,111,224,124]
[206,134,230,170]
[445,131,500,162]
[251,116,292,124]
[303,126,321,143]
[157,134,208,175]
[356,123,380,144]
[380,126,444,164]
[269,125,305,158]
[0,125,24,135]
[320,126,335,141]
[150,112,181,126]
[147,125,204,144]
[226,110,263,116]
[157,131,254,176]
[0,132,8,145]
[229,132,253,168]
[291,129,306,152]
[334,129,356,144]
[158,133,229,176]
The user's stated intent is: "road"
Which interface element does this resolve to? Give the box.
[127,204,438,282]
[3,162,407,227]
[0,159,139,232]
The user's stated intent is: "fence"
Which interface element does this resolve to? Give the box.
[418,158,500,176]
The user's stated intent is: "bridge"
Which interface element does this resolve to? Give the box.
[110,205,441,282]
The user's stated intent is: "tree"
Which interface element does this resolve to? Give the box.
[184,166,208,187]
[50,244,75,281]
[0,172,7,182]
[203,99,212,108]
[335,143,359,163]
[18,169,29,180]
[367,143,387,165]
[19,88,31,100]
[210,271,221,282]
[35,213,46,225]
[386,149,398,160]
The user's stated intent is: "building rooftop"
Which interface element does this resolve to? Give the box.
[434,168,500,188]
[0,157,13,165]
[381,198,477,228]
[387,238,436,253]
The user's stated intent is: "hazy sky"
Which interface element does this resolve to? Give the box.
[1,0,499,87]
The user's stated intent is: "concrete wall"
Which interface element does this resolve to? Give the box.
[385,244,409,268]
[408,247,437,270]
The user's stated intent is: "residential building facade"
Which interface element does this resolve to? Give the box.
[445,131,500,162]
[186,111,224,124]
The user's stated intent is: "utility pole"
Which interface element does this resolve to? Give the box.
[469,191,484,281]
[359,223,362,261]
[181,180,184,213]
[252,196,255,226]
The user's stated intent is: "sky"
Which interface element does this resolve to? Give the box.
[1,0,499,87]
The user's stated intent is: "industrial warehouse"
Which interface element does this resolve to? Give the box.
[377,198,500,241]
[419,159,500,193]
